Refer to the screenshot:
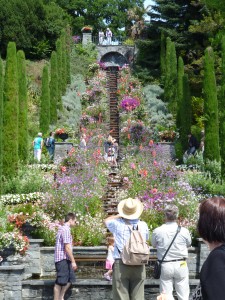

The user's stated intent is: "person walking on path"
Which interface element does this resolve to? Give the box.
[54,213,78,300]
[104,236,115,281]
[104,198,149,300]
[32,132,43,162]
[151,205,191,300]
[46,132,55,161]
[106,28,112,45]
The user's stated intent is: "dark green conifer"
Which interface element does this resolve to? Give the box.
[220,37,225,179]
[160,31,166,78]
[50,51,58,124]
[203,47,220,162]
[176,57,184,129]
[2,42,19,178]
[39,66,50,134]
[17,50,28,162]
[61,31,67,94]
[0,57,3,193]
[65,25,71,84]
[164,38,177,115]
[56,38,63,110]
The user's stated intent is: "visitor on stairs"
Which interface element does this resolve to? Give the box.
[54,213,77,300]
[32,132,43,162]
[104,236,115,281]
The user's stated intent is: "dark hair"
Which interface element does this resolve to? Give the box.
[65,212,76,222]
[50,132,53,136]
[198,197,225,243]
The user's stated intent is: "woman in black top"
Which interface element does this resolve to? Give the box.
[196,197,225,299]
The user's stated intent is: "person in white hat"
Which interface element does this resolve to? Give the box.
[104,198,149,300]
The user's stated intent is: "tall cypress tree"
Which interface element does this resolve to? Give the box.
[0,57,3,193]
[65,25,71,85]
[50,51,58,124]
[17,50,28,162]
[56,38,63,110]
[164,38,177,114]
[160,31,166,77]
[203,47,220,162]
[39,66,50,135]
[220,37,225,179]
[2,42,19,178]
[179,74,192,154]
[61,31,67,94]
[176,56,185,129]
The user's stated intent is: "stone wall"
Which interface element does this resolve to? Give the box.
[0,240,209,299]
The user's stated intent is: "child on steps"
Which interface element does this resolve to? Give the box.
[104,236,115,281]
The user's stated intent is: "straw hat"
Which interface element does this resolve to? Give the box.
[118,198,143,220]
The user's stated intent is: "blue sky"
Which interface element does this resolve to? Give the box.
[144,0,155,8]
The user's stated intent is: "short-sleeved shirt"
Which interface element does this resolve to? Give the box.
[54,224,73,262]
[33,137,43,150]
[151,222,191,260]
[105,218,149,259]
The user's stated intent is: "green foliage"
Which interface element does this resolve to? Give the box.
[203,47,220,162]
[56,38,63,109]
[1,164,48,194]
[178,74,192,154]
[70,43,97,78]
[61,32,67,94]
[49,51,58,124]
[220,36,225,180]
[176,57,184,129]
[0,0,70,59]
[39,66,50,134]
[164,38,177,114]
[17,50,28,163]
[123,38,135,46]
[58,75,83,129]
[2,42,19,178]
[0,57,2,193]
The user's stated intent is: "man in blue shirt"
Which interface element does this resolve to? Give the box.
[104,198,149,300]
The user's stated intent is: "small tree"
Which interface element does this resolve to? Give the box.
[39,66,50,135]
[17,50,28,162]
[203,47,220,162]
[50,51,58,124]
[2,42,19,178]
[160,31,166,78]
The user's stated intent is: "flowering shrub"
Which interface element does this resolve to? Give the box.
[0,231,29,255]
[120,97,140,111]
[158,130,178,142]
[55,128,66,135]
[2,192,45,206]
[71,213,107,246]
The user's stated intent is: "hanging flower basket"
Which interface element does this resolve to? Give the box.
[55,128,69,141]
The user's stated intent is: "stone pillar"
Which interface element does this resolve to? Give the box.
[82,33,92,45]
[24,239,44,279]
[0,265,24,300]
[54,142,74,162]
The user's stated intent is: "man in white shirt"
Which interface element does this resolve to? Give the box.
[151,205,191,300]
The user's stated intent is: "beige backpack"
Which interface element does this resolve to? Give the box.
[121,222,150,265]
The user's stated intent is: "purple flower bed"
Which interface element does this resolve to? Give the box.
[120,97,140,111]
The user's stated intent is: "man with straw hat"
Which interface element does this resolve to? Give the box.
[104,198,149,300]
